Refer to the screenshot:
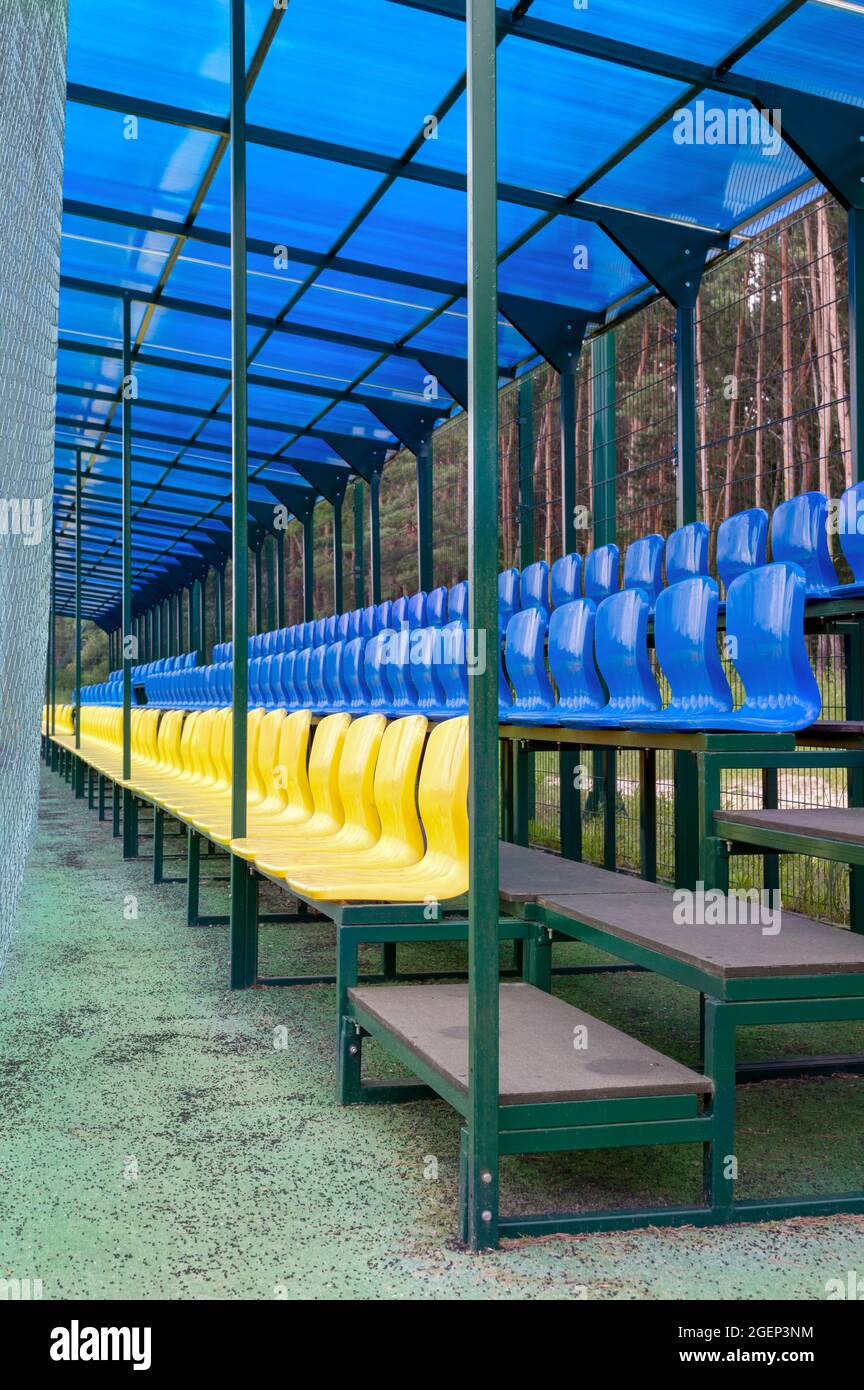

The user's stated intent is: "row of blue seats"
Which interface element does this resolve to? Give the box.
[134,562,820,733]
[80,652,200,705]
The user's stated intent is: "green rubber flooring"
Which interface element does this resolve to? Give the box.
[1,763,863,1300]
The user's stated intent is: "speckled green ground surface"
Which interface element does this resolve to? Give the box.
[1,766,863,1300]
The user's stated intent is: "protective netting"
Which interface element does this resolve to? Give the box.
[0,0,67,969]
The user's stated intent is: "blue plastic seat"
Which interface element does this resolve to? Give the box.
[448,580,468,624]
[280,651,299,709]
[498,568,520,634]
[391,596,408,629]
[665,521,709,586]
[547,599,607,722]
[364,631,395,714]
[583,544,619,604]
[623,535,664,608]
[595,589,662,722]
[500,608,555,723]
[435,621,469,713]
[834,482,864,594]
[405,591,427,628]
[498,640,513,719]
[343,636,371,711]
[520,561,550,616]
[336,613,351,642]
[625,578,733,730]
[261,654,279,709]
[248,657,265,709]
[716,506,768,593]
[770,492,837,598]
[309,645,329,711]
[550,552,582,608]
[700,563,821,731]
[312,618,326,647]
[410,627,450,717]
[294,648,314,708]
[323,641,348,712]
[426,585,448,626]
[384,628,420,714]
[375,600,393,631]
[361,604,378,637]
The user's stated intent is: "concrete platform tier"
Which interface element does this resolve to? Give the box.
[348,981,712,1105]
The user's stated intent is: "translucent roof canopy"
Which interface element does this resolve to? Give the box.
[54,0,863,621]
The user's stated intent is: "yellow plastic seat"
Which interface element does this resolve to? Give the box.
[243,713,387,872]
[186,708,283,832]
[230,713,350,861]
[201,711,314,845]
[286,716,468,903]
[244,714,426,877]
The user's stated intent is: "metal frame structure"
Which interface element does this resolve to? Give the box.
[42,0,864,1251]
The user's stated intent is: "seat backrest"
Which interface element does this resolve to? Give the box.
[550,552,582,608]
[426,586,448,626]
[370,714,428,859]
[382,628,419,713]
[716,506,768,591]
[248,656,264,708]
[364,631,394,712]
[665,521,709,586]
[309,644,329,709]
[623,534,664,606]
[410,628,447,711]
[837,482,864,583]
[726,562,821,728]
[274,710,314,820]
[653,577,732,718]
[362,604,378,638]
[280,651,298,708]
[498,568,520,628]
[770,492,838,596]
[405,591,427,628]
[391,596,408,629]
[306,713,351,825]
[334,713,387,840]
[595,588,662,716]
[324,641,347,710]
[417,716,469,879]
[435,621,469,709]
[504,609,555,713]
[294,647,314,707]
[343,636,371,710]
[448,580,468,623]
[584,543,620,604]
[520,560,550,616]
[253,709,286,797]
[548,599,605,714]
[376,600,393,632]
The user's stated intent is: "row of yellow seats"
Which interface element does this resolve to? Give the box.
[44,705,75,736]
[123,704,469,905]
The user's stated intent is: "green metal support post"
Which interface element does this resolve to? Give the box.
[416,433,433,592]
[514,374,534,845]
[121,293,136,859]
[353,480,365,608]
[465,0,500,1253]
[275,531,286,627]
[73,450,82,777]
[229,0,250,989]
[369,471,382,605]
[265,537,275,632]
[253,544,263,635]
[302,510,314,621]
[559,360,581,858]
[674,301,699,889]
[215,564,226,645]
[332,497,343,614]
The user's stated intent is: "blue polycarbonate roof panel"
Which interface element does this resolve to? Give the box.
[587,91,810,229]
[730,2,864,108]
[527,0,786,66]
[247,0,464,157]
[68,0,274,114]
[64,105,221,223]
[421,38,684,195]
[282,271,448,341]
[61,217,175,294]
[252,333,378,391]
[500,218,647,311]
[342,182,537,280]
[198,145,383,250]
